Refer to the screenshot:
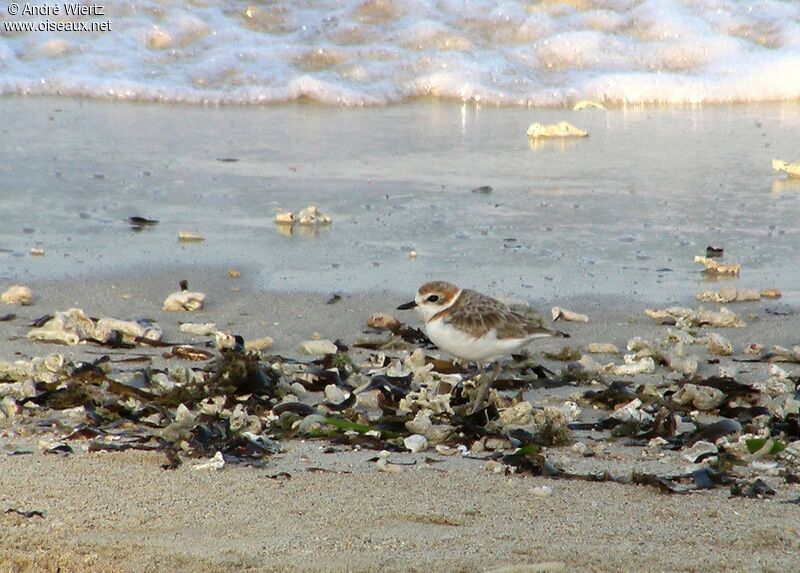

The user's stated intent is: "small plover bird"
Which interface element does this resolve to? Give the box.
[398,280,567,413]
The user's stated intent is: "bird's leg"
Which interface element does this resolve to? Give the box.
[470,361,501,414]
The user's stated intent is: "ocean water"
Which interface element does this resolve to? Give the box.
[1,0,799,106]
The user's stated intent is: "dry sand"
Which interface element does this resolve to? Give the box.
[1,271,799,573]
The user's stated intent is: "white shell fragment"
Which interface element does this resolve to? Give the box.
[403,434,428,453]
[29,248,45,256]
[572,100,605,110]
[179,322,217,336]
[694,256,740,275]
[367,313,400,330]
[601,356,656,376]
[530,485,554,497]
[551,307,589,323]
[772,158,800,178]
[178,230,205,242]
[696,286,760,303]
[300,339,338,355]
[682,441,718,463]
[527,121,588,139]
[192,451,225,471]
[163,290,206,311]
[1,285,33,306]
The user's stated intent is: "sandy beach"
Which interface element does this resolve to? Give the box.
[1,98,800,573]
[1,267,800,572]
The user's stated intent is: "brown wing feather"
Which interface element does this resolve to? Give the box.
[444,289,561,340]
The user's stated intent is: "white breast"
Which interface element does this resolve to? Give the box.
[425,318,535,363]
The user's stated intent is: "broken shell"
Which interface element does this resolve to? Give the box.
[551,307,589,323]
[367,313,400,330]
[297,205,332,226]
[772,158,800,178]
[572,100,605,110]
[696,286,759,303]
[163,290,206,311]
[586,343,618,354]
[681,440,718,463]
[192,451,225,471]
[180,322,217,336]
[274,211,295,224]
[245,336,274,352]
[610,399,654,424]
[228,269,241,278]
[706,333,733,356]
[403,434,428,453]
[408,250,417,259]
[527,121,588,139]
[694,256,740,275]
[178,230,205,242]
[760,288,781,299]
[1,285,33,306]
[300,339,338,355]
[672,384,725,411]
[530,485,554,497]
[29,248,45,256]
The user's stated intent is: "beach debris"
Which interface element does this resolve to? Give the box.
[601,356,656,376]
[274,211,295,225]
[760,288,782,299]
[530,485,554,497]
[645,306,744,328]
[408,250,418,258]
[471,185,493,194]
[0,313,16,321]
[705,246,724,258]
[180,322,217,336]
[29,248,45,256]
[178,230,205,242]
[527,122,588,139]
[245,337,274,352]
[694,256,740,275]
[163,282,206,311]
[299,205,333,226]
[696,286,760,303]
[730,478,776,499]
[128,216,158,229]
[1,285,33,306]
[192,451,226,471]
[228,269,241,278]
[551,307,589,323]
[586,343,619,354]
[573,100,605,110]
[706,333,734,356]
[300,339,338,355]
[4,508,45,519]
[327,293,342,304]
[772,158,800,178]
[367,313,401,331]
[403,434,428,453]
[27,308,163,346]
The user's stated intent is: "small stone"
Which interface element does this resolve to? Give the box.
[707,333,733,356]
[245,337,274,351]
[530,485,553,497]
[180,322,216,336]
[586,343,618,354]
[177,230,205,242]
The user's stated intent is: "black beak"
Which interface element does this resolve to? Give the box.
[397,300,417,310]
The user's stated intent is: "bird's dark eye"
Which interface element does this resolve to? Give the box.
[427,295,440,303]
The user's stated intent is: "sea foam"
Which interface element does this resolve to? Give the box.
[1,0,799,106]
